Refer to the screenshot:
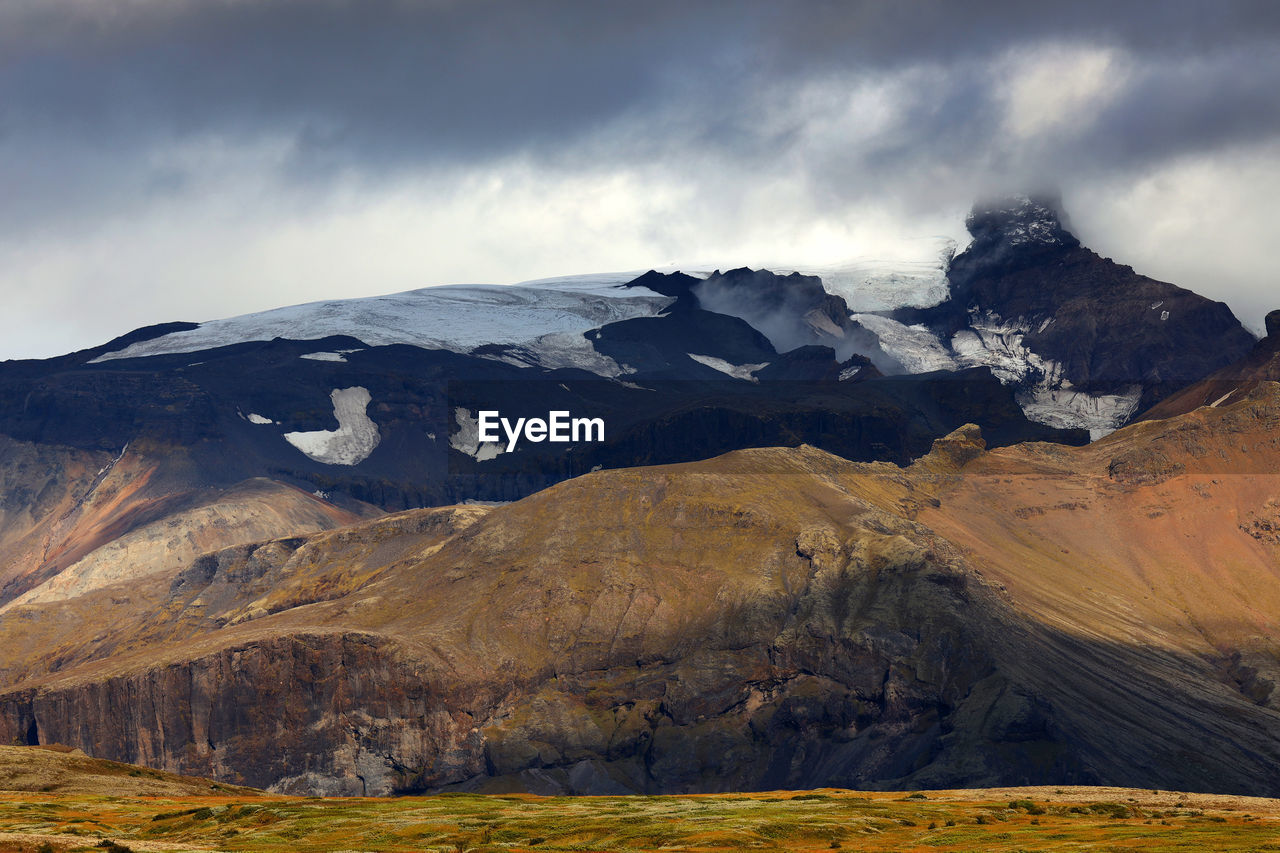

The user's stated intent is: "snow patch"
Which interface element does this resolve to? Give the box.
[951,312,1050,385]
[838,365,862,381]
[1209,390,1237,408]
[688,353,768,382]
[247,413,274,425]
[449,407,502,462]
[283,387,381,466]
[300,349,362,362]
[853,308,1141,437]
[1018,384,1142,440]
[477,331,632,376]
[771,237,956,313]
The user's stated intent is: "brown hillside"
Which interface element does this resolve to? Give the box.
[0,386,1278,796]
[0,436,370,610]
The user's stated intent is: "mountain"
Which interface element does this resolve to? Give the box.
[2,382,1279,796]
[881,194,1257,437]
[0,194,1252,529]
[1139,308,1280,421]
[0,267,1087,524]
[0,195,1269,798]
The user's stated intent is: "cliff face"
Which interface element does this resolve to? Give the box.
[0,492,1069,796]
[2,387,1280,796]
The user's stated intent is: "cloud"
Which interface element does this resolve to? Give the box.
[1,0,1279,358]
[994,44,1129,140]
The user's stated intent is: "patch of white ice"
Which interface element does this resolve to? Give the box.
[688,353,768,382]
[1209,390,1237,408]
[477,331,632,377]
[950,313,1051,385]
[283,387,381,466]
[300,349,362,362]
[247,413,274,425]
[1018,384,1143,441]
[448,407,502,462]
[774,237,956,313]
[849,314,958,374]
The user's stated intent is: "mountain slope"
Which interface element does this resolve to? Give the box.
[1139,309,1280,421]
[0,385,1278,796]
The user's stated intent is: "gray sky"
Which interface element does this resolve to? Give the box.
[3,0,1279,360]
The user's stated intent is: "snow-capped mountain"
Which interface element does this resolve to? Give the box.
[81,197,1251,440]
[0,192,1253,523]
[91,274,673,377]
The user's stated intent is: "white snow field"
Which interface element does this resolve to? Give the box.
[283,387,381,466]
[853,309,1139,438]
[91,274,674,369]
[775,237,957,313]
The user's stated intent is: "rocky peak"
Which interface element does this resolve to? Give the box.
[1266,309,1280,340]
[690,267,898,368]
[623,270,701,311]
[965,193,1080,251]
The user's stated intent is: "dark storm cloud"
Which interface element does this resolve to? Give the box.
[0,1,741,171]
[3,0,1279,195]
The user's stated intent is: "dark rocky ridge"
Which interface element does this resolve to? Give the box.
[693,267,898,371]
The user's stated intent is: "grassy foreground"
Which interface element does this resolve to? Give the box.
[1,786,1279,852]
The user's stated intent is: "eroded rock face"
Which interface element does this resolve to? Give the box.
[0,633,491,796]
